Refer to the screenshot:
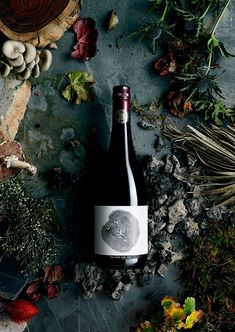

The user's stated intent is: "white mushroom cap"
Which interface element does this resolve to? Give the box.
[32,64,40,78]
[24,42,37,64]
[7,54,24,67]
[0,61,11,77]
[35,54,40,64]
[2,40,25,59]
[27,59,36,70]
[18,68,31,80]
[39,49,52,72]
[14,61,26,73]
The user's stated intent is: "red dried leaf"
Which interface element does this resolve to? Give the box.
[45,284,60,299]
[43,264,64,283]
[25,280,41,302]
[71,17,98,61]
[6,299,38,323]
[165,90,192,118]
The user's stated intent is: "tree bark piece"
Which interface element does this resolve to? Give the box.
[0,0,81,47]
[0,76,31,142]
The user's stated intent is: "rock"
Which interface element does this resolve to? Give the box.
[75,263,102,298]
[185,217,200,239]
[154,135,164,151]
[0,313,26,332]
[164,154,180,174]
[168,199,188,233]
[138,265,156,286]
[186,198,204,216]
[145,155,164,173]
[158,194,168,206]
[0,76,31,141]
[157,264,167,277]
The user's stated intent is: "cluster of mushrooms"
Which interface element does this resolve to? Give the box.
[0,40,52,80]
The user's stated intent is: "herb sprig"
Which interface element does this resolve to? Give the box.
[133,0,234,124]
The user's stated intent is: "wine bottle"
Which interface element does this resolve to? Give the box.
[94,85,148,268]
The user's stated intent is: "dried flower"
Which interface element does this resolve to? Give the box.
[153,53,177,76]
[165,90,192,117]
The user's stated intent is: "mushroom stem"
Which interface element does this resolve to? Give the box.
[0,155,37,176]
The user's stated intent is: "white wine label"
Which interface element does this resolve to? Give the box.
[94,205,148,256]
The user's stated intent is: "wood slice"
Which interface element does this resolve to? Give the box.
[0,0,81,47]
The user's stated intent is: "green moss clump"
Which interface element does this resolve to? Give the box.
[181,219,235,331]
[0,179,61,274]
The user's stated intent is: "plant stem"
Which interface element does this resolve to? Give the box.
[211,0,231,36]
[206,0,231,75]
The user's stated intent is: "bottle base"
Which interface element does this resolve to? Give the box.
[94,254,147,269]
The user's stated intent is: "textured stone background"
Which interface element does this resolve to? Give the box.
[7,0,234,331]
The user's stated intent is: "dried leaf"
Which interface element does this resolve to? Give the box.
[71,17,98,61]
[182,310,204,329]
[62,71,96,104]
[43,264,64,283]
[107,10,119,31]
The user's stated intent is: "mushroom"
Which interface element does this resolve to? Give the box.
[32,64,40,78]
[2,40,25,59]
[14,61,26,73]
[7,54,24,67]
[39,49,52,72]
[27,59,36,70]
[18,68,31,80]
[0,141,37,180]
[23,42,37,64]
[35,53,40,64]
[0,61,11,77]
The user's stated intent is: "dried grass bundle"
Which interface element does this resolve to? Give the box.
[164,124,235,208]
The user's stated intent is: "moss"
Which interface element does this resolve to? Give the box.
[180,219,235,331]
[0,179,61,274]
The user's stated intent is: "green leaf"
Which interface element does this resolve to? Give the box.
[62,71,96,104]
[183,297,196,315]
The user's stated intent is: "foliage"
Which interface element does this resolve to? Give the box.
[0,179,61,273]
[180,219,235,331]
[133,99,165,129]
[134,296,203,331]
[132,0,234,124]
[62,70,96,105]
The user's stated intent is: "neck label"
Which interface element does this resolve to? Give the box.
[115,109,128,124]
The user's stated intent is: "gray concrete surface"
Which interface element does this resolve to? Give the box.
[11,0,234,331]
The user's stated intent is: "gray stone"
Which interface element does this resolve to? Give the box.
[185,217,200,239]
[164,154,180,174]
[75,263,102,298]
[157,264,167,278]
[168,199,188,232]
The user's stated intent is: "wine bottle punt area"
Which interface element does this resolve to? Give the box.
[94,85,148,268]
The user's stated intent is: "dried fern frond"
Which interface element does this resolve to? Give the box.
[164,124,235,208]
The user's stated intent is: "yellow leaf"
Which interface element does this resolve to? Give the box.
[161,296,177,309]
[165,303,186,324]
[183,310,204,329]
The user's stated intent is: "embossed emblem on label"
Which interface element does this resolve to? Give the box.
[115,110,128,124]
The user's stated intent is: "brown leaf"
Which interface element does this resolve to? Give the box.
[43,264,64,283]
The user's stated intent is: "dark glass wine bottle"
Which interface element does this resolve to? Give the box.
[94,85,148,268]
